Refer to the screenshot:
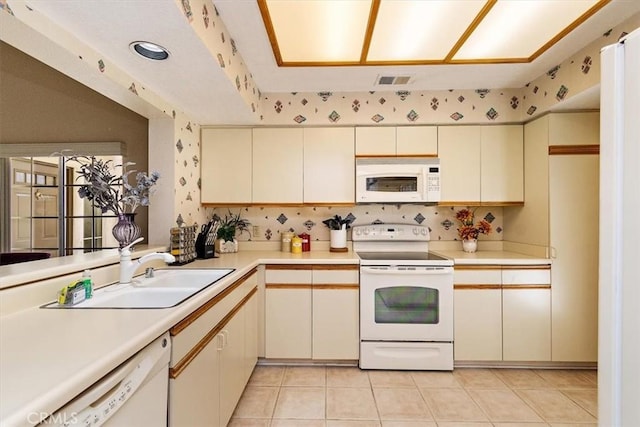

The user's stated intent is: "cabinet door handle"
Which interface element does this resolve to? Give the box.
[216,333,225,351]
[550,246,557,259]
[221,330,229,348]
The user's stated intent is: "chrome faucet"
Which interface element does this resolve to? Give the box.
[119,237,176,284]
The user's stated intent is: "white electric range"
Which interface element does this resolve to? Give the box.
[353,223,454,370]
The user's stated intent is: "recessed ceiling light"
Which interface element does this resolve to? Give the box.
[129,41,170,61]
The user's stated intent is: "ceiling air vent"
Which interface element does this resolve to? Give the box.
[376,75,413,85]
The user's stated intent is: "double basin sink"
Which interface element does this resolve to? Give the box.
[43,268,235,309]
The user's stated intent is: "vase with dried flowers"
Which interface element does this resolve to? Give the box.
[455,208,492,253]
[66,155,160,248]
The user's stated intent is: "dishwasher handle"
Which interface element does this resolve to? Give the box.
[40,333,170,427]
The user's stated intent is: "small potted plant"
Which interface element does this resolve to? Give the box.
[455,208,492,253]
[322,214,353,251]
[214,210,250,253]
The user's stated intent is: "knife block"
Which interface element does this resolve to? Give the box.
[196,230,217,259]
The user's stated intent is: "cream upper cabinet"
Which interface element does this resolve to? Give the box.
[438,126,481,203]
[439,125,523,205]
[480,125,524,203]
[355,126,396,155]
[303,127,355,203]
[396,126,438,156]
[201,128,252,204]
[355,126,437,156]
[252,128,304,203]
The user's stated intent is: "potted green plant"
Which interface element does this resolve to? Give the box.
[322,214,353,251]
[214,210,250,253]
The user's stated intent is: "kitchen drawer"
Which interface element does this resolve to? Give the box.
[265,265,312,284]
[502,267,551,285]
[312,265,359,285]
[454,267,501,285]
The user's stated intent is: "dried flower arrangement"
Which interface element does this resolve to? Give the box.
[66,155,160,215]
[455,208,492,241]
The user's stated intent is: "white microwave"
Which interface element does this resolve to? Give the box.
[355,157,441,203]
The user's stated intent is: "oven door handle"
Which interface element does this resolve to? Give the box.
[361,267,452,275]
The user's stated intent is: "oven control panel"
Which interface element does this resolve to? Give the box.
[352,223,430,241]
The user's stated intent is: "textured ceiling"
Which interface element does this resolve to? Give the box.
[4,0,639,124]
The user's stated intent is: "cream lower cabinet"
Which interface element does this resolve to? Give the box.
[265,264,360,360]
[169,269,258,427]
[265,265,313,358]
[501,267,551,362]
[454,265,551,362]
[312,265,359,360]
[454,267,502,361]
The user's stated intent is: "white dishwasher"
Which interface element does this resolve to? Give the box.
[41,332,171,427]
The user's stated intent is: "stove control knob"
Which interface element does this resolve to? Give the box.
[364,228,370,235]
[412,228,419,235]
[421,228,428,235]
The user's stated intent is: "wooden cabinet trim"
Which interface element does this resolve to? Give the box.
[454,284,502,290]
[266,264,358,271]
[456,265,550,270]
[311,264,359,271]
[266,264,313,271]
[170,267,258,336]
[313,284,359,290]
[202,202,356,208]
[266,283,313,289]
[455,284,551,290]
[170,286,258,379]
[455,265,502,271]
[549,145,600,155]
[354,154,438,158]
[502,284,551,290]
[438,201,524,207]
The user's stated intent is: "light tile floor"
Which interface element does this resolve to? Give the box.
[229,366,597,427]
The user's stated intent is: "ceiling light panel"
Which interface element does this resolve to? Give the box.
[453,0,602,60]
[367,0,487,62]
[265,0,372,63]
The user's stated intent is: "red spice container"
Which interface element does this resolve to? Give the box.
[299,233,311,252]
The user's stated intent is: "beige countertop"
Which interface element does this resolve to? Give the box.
[0,246,548,425]
[432,250,551,266]
[0,250,358,426]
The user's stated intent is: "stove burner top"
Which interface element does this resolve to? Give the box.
[357,251,450,262]
[356,251,454,267]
